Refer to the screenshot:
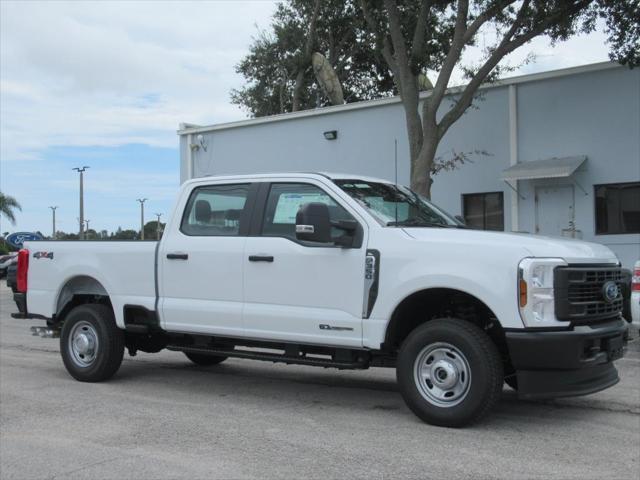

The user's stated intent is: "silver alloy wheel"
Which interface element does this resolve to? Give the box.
[413,342,471,407]
[68,320,99,368]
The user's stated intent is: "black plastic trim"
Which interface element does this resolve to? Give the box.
[505,319,628,399]
[506,319,627,369]
[516,363,620,400]
[554,265,624,323]
[12,292,27,315]
[167,343,370,370]
[248,255,274,262]
[11,313,49,320]
[364,249,380,319]
[123,304,162,330]
[248,182,270,236]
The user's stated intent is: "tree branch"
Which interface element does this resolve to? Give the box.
[360,0,401,95]
[409,0,433,68]
[438,0,592,136]
[292,0,322,111]
[462,0,518,44]
[425,0,469,119]
[383,0,411,75]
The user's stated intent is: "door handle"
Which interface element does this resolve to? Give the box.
[166,253,189,260]
[248,255,274,262]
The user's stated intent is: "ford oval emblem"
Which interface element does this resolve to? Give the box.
[5,231,44,250]
[602,281,620,303]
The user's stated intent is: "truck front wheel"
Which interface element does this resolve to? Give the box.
[60,304,125,382]
[396,318,503,427]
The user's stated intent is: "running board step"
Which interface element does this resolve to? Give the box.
[166,344,369,370]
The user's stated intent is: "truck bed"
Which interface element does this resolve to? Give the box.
[24,241,157,328]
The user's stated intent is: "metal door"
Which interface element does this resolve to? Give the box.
[535,185,575,236]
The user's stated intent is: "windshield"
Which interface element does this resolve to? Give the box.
[334,179,462,228]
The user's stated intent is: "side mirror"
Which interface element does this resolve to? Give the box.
[296,203,331,243]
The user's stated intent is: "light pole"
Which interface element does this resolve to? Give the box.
[49,206,58,239]
[72,166,89,240]
[137,198,147,240]
[154,213,163,240]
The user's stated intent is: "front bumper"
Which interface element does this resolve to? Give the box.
[505,319,629,400]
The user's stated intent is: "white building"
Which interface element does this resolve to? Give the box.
[178,62,640,268]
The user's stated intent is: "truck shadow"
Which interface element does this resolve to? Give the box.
[109,354,619,429]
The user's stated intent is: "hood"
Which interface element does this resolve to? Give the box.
[402,228,619,265]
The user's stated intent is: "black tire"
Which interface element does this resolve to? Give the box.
[396,318,503,427]
[60,304,125,382]
[184,352,228,366]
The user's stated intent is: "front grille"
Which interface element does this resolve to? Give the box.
[555,266,624,323]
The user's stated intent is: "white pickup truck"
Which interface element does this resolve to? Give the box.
[13,173,630,427]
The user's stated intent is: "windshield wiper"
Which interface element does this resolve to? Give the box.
[386,218,449,227]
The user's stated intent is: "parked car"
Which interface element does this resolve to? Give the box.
[0,253,17,279]
[11,173,630,427]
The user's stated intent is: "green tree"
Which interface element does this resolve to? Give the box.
[232,0,397,116]
[84,229,99,240]
[111,227,138,240]
[0,192,22,226]
[55,231,79,240]
[361,0,640,197]
[233,0,639,197]
[143,220,165,241]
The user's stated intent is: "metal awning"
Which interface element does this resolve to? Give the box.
[502,155,587,181]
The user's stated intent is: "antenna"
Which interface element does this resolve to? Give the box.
[394,138,398,226]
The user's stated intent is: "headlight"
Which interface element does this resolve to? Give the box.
[518,258,568,327]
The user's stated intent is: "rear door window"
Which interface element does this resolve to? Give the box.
[181,184,251,236]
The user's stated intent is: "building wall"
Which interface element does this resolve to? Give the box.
[515,67,640,267]
[430,86,512,229]
[181,102,411,184]
[179,64,640,268]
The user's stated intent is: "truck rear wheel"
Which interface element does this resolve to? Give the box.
[396,318,503,427]
[60,304,125,382]
[184,352,228,366]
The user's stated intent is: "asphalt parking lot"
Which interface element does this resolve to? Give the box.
[0,283,638,479]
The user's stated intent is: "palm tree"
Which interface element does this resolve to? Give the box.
[0,192,22,225]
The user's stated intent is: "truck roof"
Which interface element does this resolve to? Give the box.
[184,172,396,186]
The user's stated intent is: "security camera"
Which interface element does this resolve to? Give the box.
[196,134,208,152]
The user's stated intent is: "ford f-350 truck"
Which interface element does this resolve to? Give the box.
[13,173,629,427]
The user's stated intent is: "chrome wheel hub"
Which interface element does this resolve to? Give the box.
[413,342,471,407]
[68,321,99,367]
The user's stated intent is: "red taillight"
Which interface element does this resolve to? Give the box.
[16,249,29,293]
[632,267,640,292]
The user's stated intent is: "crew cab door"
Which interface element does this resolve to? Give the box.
[158,182,254,335]
[243,181,368,347]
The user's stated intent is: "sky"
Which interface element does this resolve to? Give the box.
[0,0,614,235]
